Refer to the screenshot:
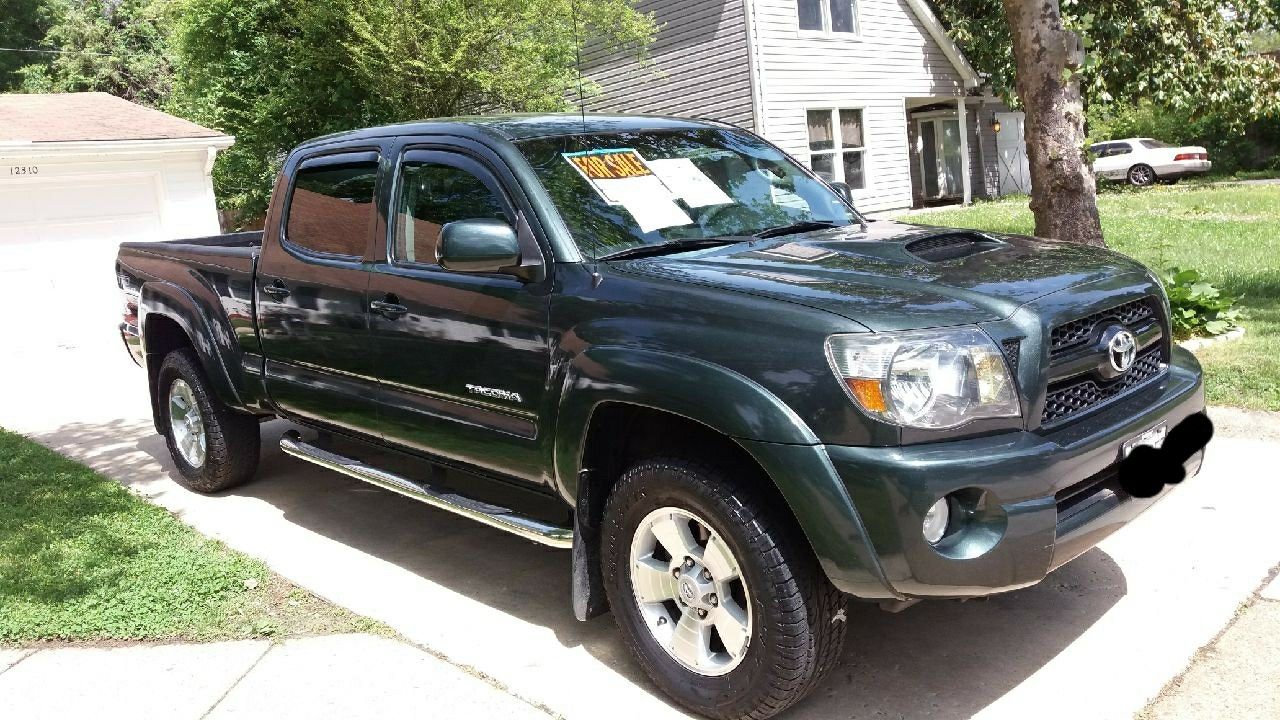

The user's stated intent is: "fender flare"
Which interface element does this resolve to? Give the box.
[554,347,819,497]
[139,280,246,415]
[555,347,898,618]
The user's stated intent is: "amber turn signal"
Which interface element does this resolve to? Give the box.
[846,378,887,413]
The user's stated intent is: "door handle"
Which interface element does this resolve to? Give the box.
[371,299,409,320]
[262,281,290,300]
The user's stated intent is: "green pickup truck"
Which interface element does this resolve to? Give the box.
[116,114,1206,719]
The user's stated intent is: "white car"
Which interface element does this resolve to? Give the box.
[1090,138,1212,187]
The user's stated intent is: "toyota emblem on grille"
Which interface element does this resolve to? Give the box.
[1105,327,1138,373]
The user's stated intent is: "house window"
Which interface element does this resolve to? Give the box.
[806,108,866,189]
[798,0,859,35]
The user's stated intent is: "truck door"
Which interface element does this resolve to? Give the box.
[256,150,385,437]
[365,147,552,485]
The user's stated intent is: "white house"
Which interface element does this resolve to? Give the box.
[0,92,233,352]
[0,92,232,245]
[581,0,1031,212]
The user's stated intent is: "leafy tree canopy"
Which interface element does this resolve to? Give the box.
[169,0,654,220]
[934,0,1280,122]
[17,0,174,106]
[0,0,53,90]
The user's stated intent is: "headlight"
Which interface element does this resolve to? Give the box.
[826,328,1021,429]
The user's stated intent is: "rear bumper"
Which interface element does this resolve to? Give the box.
[1158,161,1212,179]
[822,347,1205,599]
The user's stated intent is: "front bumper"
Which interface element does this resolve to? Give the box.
[823,346,1205,599]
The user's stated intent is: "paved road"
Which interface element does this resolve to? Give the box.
[3,278,1279,719]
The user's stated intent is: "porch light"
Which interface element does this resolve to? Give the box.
[991,118,1002,134]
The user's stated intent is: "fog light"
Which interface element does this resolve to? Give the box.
[922,497,950,545]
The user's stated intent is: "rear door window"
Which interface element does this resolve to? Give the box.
[285,158,379,257]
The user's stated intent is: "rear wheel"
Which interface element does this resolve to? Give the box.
[158,349,260,493]
[602,458,847,720]
[1127,164,1157,187]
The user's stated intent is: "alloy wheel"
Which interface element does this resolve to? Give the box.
[168,379,207,468]
[628,506,752,676]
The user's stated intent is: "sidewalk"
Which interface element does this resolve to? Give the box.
[1143,572,1280,719]
[0,634,549,720]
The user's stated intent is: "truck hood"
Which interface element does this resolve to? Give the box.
[612,221,1152,332]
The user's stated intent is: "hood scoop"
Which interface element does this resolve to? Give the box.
[905,232,1005,263]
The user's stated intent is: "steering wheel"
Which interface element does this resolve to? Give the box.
[692,203,758,236]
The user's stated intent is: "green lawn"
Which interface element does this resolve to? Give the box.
[904,184,1280,411]
[0,428,385,643]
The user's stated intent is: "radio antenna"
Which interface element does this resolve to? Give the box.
[570,0,588,131]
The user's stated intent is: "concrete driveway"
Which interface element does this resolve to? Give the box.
[3,278,1278,720]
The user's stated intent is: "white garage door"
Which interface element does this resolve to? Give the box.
[0,173,163,245]
[0,173,162,355]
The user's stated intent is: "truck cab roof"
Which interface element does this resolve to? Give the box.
[296,112,731,151]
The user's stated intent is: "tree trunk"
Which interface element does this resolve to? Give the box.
[1002,0,1105,247]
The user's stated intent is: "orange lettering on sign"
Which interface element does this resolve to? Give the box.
[568,151,652,180]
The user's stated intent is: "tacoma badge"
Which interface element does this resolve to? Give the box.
[465,384,523,403]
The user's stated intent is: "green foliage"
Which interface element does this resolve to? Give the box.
[1162,268,1243,339]
[17,0,174,107]
[0,0,51,90]
[169,0,655,220]
[934,0,1280,123]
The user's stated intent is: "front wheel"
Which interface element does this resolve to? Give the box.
[602,458,847,720]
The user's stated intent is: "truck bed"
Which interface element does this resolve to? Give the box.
[120,230,263,254]
[116,230,264,374]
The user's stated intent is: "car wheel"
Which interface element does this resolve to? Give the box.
[1128,164,1157,187]
[159,348,260,493]
[602,457,847,720]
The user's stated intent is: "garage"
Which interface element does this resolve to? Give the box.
[0,92,233,352]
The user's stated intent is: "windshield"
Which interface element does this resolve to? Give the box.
[516,128,861,259]
[1139,139,1173,149]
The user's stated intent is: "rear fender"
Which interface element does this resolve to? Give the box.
[140,281,246,416]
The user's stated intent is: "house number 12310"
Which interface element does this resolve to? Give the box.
[9,166,39,176]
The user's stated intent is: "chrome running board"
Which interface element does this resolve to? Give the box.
[279,431,574,549]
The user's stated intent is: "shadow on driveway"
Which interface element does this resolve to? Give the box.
[34,418,1126,720]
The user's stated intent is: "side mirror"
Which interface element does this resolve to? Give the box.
[830,181,855,206]
[438,218,521,274]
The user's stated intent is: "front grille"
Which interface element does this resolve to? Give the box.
[1049,298,1156,357]
[1042,347,1164,425]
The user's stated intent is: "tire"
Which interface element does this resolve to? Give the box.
[602,458,847,720]
[158,348,260,493]
[1127,164,1157,187]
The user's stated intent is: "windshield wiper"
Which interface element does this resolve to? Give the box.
[596,237,752,262]
[752,220,847,239]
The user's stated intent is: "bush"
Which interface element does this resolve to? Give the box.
[1161,268,1243,339]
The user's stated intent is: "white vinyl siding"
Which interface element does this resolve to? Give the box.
[754,0,968,212]
[580,0,755,129]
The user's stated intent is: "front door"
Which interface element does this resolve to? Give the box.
[917,117,964,199]
[257,150,384,437]
[366,148,553,485]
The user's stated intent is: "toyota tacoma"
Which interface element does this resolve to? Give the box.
[116,114,1206,719]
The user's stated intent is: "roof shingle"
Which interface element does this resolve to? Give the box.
[0,92,226,143]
